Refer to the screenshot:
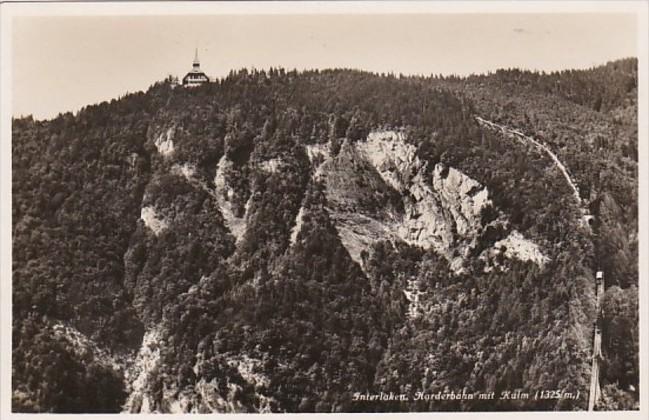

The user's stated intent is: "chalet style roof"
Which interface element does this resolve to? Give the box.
[183,49,209,87]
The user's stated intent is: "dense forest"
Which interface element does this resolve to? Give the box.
[12,59,638,412]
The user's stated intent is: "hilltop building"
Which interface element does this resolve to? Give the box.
[182,49,209,87]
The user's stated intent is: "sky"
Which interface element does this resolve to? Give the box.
[12,13,638,120]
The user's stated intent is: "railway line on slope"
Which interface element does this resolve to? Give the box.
[475,116,583,204]
[475,116,603,411]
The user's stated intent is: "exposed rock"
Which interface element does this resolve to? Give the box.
[123,328,163,413]
[305,143,330,163]
[214,155,248,244]
[289,205,305,245]
[359,129,413,192]
[321,129,547,274]
[305,143,330,180]
[140,206,168,236]
[330,212,396,265]
[431,164,490,237]
[492,230,549,267]
[403,278,426,319]
[51,322,124,372]
[320,139,401,265]
[154,127,175,157]
[124,335,269,414]
[193,378,240,412]
[171,162,197,181]
[259,158,283,174]
[165,391,194,414]
[359,130,491,249]
[325,131,488,272]
[227,354,271,388]
[146,352,276,414]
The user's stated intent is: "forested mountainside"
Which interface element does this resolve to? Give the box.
[12,59,638,413]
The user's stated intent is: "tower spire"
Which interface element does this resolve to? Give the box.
[183,47,209,87]
[193,48,200,69]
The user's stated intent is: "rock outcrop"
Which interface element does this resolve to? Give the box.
[124,332,274,414]
[123,328,163,413]
[318,130,548,274]
[214,155,249,245]
[154,127,175,157]
[140,206,168,236]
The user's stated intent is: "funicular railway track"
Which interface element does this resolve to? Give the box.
[475,116,604,410]
[588,271,604,410]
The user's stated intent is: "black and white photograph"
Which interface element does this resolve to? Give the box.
[1,1,647,418]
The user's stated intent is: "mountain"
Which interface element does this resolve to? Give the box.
[11,60,638,412]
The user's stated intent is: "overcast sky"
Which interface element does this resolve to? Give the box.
[12,13,638,120]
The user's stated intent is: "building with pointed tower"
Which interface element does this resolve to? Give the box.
[182,49,210,87]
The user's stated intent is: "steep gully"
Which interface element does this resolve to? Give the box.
[48,123,266,413]
[127,130,270,413]
[475,116,602,411]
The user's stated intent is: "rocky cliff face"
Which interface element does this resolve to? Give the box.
[123,328,163,413]
[214,155,249,245]
[315,130,548,274]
